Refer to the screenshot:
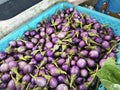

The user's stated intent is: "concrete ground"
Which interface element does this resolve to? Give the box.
[0,0,9,5]
[0,0,64,39]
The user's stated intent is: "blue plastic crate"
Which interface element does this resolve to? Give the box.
[0,2,120,90]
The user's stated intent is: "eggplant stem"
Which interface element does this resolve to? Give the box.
[107,42,120,54]
[85,73,96,87]
[33,86,41,90]
[5,46,11,53]
[39,60,46,68]
[26,83,30,90]
[86,67,95,74]
[30,74,36,80]
[52,60,58,67]
[70,74,76,88]
[43,75,51,85]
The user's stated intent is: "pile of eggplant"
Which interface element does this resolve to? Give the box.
[0,8,120,90]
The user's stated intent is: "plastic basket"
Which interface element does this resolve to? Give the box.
[0,2,120,90]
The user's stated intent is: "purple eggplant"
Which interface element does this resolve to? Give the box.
[22,74,31,83]
[35,77,46,87]
[58,75,66,83]
[45,42,53,49]
[46,27,54,35]
[78,84,87,90]
[1,73,11,83]
[87,58,96,68]
[71,60,76,66]
[17,40,24,46]
[102,41,110,48]
[0,63,9,72]
[104,35,111,41]
[31,38,38,44]
[0,83,7,89]
[25,42,34,49]
[5,56,15,63]
[70,66,80,76]
[49,77,58,88]
[35,53,43,62]
[17,46,26,53]
[77,58,86,68]
[80,50,88,57]
[8,61,18,69]
[93,23,101,30]
[80,69,88,78]
[95,37,102,43]
[56,84,68,90]
[0,52,7,60]
[62,64,69,72]
[34,34,40,39]
[99,59,106,67]
[30,58,37,65]
[9,41,17,47]
[18,61,27,70]
[47,57,54,62]
[7,80,16,90]
[46,50,54,57]
[73,38,80,44]
[89,50,99,59]
[61,26,70,32]
[30,30,36,36]
[79,40,86,48]
[75,77,83,85]
[57,32,66,39]
[57,58,65,66]
[50,67,66,76]
[23,64,33,74]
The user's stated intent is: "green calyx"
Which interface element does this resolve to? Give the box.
[84,23,92,31]
[51,44,60,52]
[54,52,62,56]
[5,46,11,53]
[19,55,31,61]
[88,32,99,37]
[11,67,22,87]
[70,74,76,89]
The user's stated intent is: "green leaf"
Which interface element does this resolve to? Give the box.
[97,65,120,90]
[104,57,116,66]
[96,57,120,90]
[100,79,120,90]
